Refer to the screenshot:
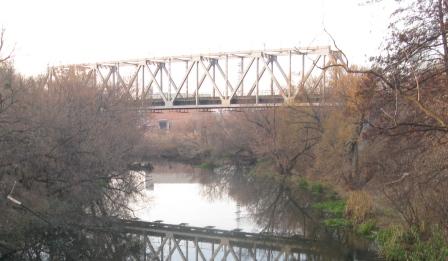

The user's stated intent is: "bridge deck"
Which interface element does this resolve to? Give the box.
[127,96,333,111]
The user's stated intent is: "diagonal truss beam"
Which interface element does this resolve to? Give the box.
[141,65,161,100]
[214,61,235,95]
[294,55,322,97]
[145,63,168,103]
[192,61,213,97]
[45,47,342,109]
[199,58,224,100]
[229,57,255,100]
[260,55,286,98]
[172,61,195,100]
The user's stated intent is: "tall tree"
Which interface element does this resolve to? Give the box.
[0,66,146,259]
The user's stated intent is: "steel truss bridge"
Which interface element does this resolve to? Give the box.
[107,220,341,260]
[45,46,343,111]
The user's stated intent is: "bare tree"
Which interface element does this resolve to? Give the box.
[0,66,146,259]
[0,28,13,64]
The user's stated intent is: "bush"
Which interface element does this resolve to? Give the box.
[197,161,216,170]
[355,219,377,238]
[297,178,309,190]
[376,225,448,261]
[377,226,407,260]
[345,191,374,224]
[313,199,353,230]
[409,227,448,260]
[313,200,346,216]
[323,218,351,229]
[310,182,324,195]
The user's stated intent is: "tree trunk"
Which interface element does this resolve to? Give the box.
[438,0,448,74]
[350,119,365,188]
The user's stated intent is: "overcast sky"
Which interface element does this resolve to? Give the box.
[0,0,395,75]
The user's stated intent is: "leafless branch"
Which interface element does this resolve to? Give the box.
[0,28,13,64]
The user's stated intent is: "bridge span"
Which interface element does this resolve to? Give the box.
[44,46,343,111]
[100,219,343,260]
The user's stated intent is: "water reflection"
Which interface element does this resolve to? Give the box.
[193,166,313,235]
[133,164,256,231]
[132,163,378,260]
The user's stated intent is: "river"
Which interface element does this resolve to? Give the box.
[130,162,380,260]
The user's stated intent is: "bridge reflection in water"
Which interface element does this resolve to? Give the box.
[126,166,374,260]
[115,220,339,261]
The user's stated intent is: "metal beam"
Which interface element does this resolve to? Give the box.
[44,46,342,110]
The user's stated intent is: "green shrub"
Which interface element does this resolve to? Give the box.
[355,219,377,238]
[310,182,324,195]
[323,218,351,229]
[376,226,448,260]
[313,200,346,216]
[407,227,448,261]
[297,178,309,190]
[376,226,407,260]
[197,162,216,170]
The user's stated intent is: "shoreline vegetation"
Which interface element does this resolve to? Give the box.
[148,154,448,260]
[142,1,448,259]
[0,0,447,259]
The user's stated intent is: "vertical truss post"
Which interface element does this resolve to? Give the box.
[225,55,229,99]
[256,57,259,104]
[185,61,189,98]
[93,67,97,88]
[168,59,172,100]
[135,66,139,100]
[195,61,199,106]
[195,239,198,261]
[288,50,292,98]
[240,57,244,96]
[301,54,305,89]
[159,63,164,104]
[112,66,116,89]
[322,55,326,102]
[168,237,172,261]
[149,66,154,101]
[141,65,145,102]
[143,234,147,261]
[284,250,290,261]
[270,57,274,95]
[223,244,229,260]
[161,235,164,261]
[117,64,121,88]
[212,60,216,98]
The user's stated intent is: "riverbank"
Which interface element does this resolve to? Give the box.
[141,103,448,260]
[147,154,447,260]
[137,161,380,259]
[234,160,448,260]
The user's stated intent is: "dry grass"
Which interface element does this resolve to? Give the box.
[345,190,374,224]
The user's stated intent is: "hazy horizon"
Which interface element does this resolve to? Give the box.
[1,0,394,76]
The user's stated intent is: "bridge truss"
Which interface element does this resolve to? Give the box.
[45,46,343,110]
[111,220,339,261]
